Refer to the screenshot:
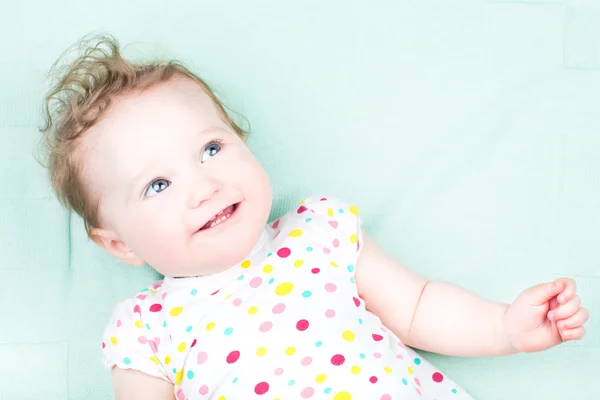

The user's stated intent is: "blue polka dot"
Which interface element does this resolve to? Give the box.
[237,274,245,281]
[402,378,408,385]
[350,277,355,284]
[172,368,177,374]
[359,353,366,359]
[187,370,194,379]
[347,264,355,272]
[145,323,151,330]
[302,290,312,298]
[358,318,363,324]
[338,208,344,213]
[288,380,296,386]
[414,358,421,365]
[186,326,192,333]
[269,278,275,284]
[305,218,312,222]
[123,357,131,365]
[233,377,239,384]
[140,288,148,292]
[452,389,457,394]
[191,289,198,295]
[267,252,272,257]
[306,246,313,252]
[315,341,323,347]
[224,327,234,336]
[324,387,332,394]
[162,321,167,327]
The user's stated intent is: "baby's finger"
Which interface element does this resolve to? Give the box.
[557,278,577,304]
[560,326,586,341]
[558,307,589,330]
[548,295,581,321]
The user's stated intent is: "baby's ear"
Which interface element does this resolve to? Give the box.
[90,228,146,267]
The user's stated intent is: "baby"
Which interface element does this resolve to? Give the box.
[40,34,588,400]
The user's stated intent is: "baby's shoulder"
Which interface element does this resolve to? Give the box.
[106,280,168,325]
[274,195,361,227]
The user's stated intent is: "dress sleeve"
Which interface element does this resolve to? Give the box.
[101,298,172,383]
[299,195,364,262]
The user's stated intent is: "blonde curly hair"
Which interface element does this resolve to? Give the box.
[39,33,247,237]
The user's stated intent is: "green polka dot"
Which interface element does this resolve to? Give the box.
[414,358,421,365]
[145,323,151,330]
[306,246,313,252]
[269,278,275,284]
[350,277,355,284]
[187,370,194,379]
[315,341,323,347]
[288,380,296,386]
[324,387,331,394]
[162,321,167,327]
[358,318,363,324]
[302,290,312,298]
[338,208,344,213]
[123,358,131,365]
[191,289,198,295]
[186,326,192,332]
[233,377,239,384]
[305,218,312,222]
[267,252,272,257]
[402,378,408,385]
[237,275,245,281]
[224,327,234,335]
[452,389,457,394]
[347,264,355,272]
[359,353,366,359]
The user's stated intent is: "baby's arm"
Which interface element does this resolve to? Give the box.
[112,368,175,400]
[355,233,586,357]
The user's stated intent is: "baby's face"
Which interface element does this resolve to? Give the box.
[80,76,272,277]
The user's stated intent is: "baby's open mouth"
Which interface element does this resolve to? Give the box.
[199,203,238,231]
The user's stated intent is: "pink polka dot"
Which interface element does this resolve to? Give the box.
[259,321,273,332]
[233,298,242,306]
[176,389,185,400]
[372,334,383,341]
[331,354,345,366]
[370,376,378,384]
[296,319,310,331]
[397,341,407,349]
[301,356,313,366]
[332,239,340,248]
[274,368,284,376]
[325,309,336,318]
[255,382,269,395]
[272,303,286,314]
[272,219,280,228]
[432,372,444,383]
[197,351,208,364]
[297,205,308,214]
[226,350,240,364]
[277,247,291,258]
[323,247,331,254]
[149,303,162,312]
[161,292,168,300]
[191,339,197,347]
[116,320,122,327]
[381,395,392,400]
[325,283,337,292]
[250,277,263,288]
[396,353,404,360]
[199,385,209,395]
[101,342,105,349]
[133,304,141,313]
[311,268,320,274]
[301,387,315,398]
[416,388,422,396]
[373,352,382,358]
[138,336,147,344]
[414,378,421,387]
[353,297,361,307]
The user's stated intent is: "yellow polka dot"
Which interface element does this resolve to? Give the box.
[248,306,258,315]
[241,260,251,268]
[300,199,306,204]
[164,355,171,365]
[170,306,183,317]
[262,264,273,274]
[342,330,355,342]
[134,320,143,329]
[315,374,327,384]
[206,322,215,331]
[175,369,184,385]
[333,392,352,400]
[285,346,296,356]
[110,336,118,346]
[384,366,392,374]
[275,282,294,296]
[327,207,334,217]
[330,261,338,267]
[256,347,267,357]
[351,365,361,374]
[350,233,358,244]
[150,356,159,365]
[408,365,414,375]
[177,342,186,352]
[218,395,226,400]
[289,229,303,237]
[349,205,359,216]
[294,260,304,268]
[224,294,232,300]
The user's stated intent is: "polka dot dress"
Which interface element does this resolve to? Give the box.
[102,196,473,399]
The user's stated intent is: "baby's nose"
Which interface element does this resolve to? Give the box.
[187,177,223,208]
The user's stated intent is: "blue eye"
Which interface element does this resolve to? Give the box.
[145,178,170,197]
[201,141,221,163]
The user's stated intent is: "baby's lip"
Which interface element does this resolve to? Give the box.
[195,202,239,233]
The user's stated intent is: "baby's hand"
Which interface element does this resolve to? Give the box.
[503,278,588,353]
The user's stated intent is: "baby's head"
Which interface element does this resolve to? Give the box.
[39,34,272,277]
